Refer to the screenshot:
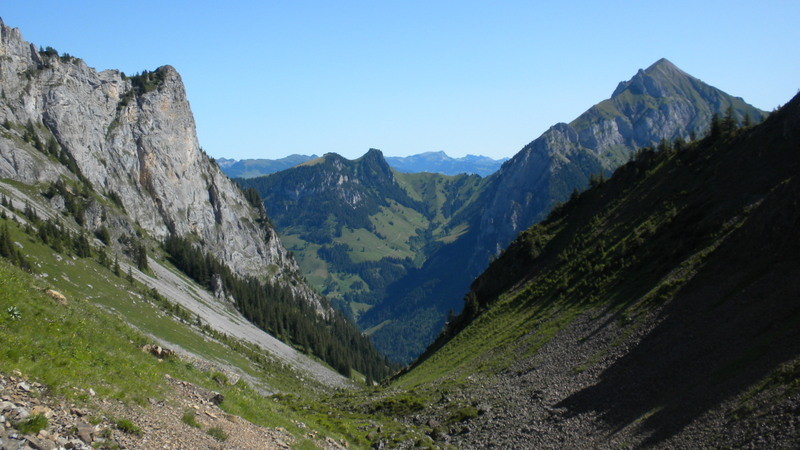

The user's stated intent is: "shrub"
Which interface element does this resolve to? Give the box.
[370,394,425,416]
[449,406,479,423]
[115,418,142,435]
[181,410,201,429]
[207,426,228,442]
[16,414,48,435]
[211,371,228,386]
[6,306,21,321]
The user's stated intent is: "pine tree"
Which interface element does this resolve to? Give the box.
[708,113,722,140]
[0,223,13,258]
[722,105,737,134]
[46,136,60,158]
[743,112,753,128]
[657,138,671,153]
[464,292,479,319]
[73,232,91,258]
[134,242,148,271]
[98,249,109,267]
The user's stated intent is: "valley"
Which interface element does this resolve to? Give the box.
[238,150,486,324]
[242,58,766,364]
[0,15,798,450]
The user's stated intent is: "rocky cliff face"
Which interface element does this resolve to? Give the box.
[0,19,321,309]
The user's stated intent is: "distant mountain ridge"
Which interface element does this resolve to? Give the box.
[219,151,507,178]
[217,154,318,178]
[385,151,508,176]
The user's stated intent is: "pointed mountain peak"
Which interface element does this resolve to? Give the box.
[355,148,395,180]
[611,58,694,99]
[643,58,691,80]
[358,147,391,166]
[646,57,678,71]
[358,148,388,165]
[362,148,384,159]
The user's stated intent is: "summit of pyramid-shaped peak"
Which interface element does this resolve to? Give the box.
[645,57,678,71]
[642,58,693,80]
[611,58,696,99]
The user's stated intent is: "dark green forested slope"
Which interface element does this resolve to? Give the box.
[162,234,396,381]
[397,93,800,447]
[238,150,484,321]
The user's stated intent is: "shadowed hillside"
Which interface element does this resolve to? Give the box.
[394,93,800,447]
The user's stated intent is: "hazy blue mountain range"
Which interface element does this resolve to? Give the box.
[384,151,508,176]
[219,151,507,178]
[216,154,318,178]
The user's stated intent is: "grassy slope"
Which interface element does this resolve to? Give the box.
[0,191,427,447]
[265,166,484,321]
[391,95,800,443]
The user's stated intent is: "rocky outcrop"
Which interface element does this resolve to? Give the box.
[0,18,323,310]
[0,370,297,449]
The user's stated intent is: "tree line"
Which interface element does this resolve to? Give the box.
[162,234,396,382]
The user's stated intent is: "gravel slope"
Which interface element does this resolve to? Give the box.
[417,306,800,448]
[133,258,353,390]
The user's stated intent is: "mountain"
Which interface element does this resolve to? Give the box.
[219,151,507,179]
[238,149,484,317]
[385,151,508,176]
[0,18,392,382]
[0,17,795,448]
[216,154,318,178]
[359,58,767,363]
[0,20,294,287]
[471,58,766,266]
[396,92,800,448]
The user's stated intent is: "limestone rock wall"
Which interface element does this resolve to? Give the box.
[0,19,323,311]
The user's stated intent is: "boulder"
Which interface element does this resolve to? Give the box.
[44,289,67,305]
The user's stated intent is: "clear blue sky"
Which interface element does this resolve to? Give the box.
[3,1,798,160]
